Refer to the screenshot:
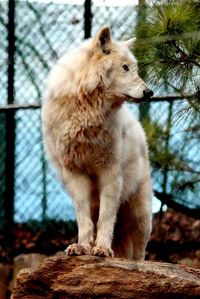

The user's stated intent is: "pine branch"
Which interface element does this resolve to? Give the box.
[169,38,200,68]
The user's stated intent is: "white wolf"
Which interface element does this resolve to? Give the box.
[42,27,153,259]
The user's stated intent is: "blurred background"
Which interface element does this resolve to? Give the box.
[0,0,200,296]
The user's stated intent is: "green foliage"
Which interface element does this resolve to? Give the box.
[143,117,193,175]
[143,118,174,170]
[134,0,200,96]
[143,116,200,209]
[134,0,200,211]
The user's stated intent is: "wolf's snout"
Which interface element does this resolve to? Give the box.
[143,88,154,99]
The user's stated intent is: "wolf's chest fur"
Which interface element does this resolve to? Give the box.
[51,93,116,173]
[63,122,114,172]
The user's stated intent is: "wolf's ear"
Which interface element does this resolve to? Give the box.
[95,26,111,54]
[121,37,136,49]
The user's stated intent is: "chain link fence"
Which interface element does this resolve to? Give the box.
[0,0,199,234]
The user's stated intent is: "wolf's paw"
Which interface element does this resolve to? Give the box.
[65,243,92,256]
[92,246,114,257]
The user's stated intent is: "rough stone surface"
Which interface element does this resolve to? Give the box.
[9,253,47,292]
[12,255,200,299]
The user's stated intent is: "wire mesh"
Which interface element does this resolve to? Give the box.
[0,1,8,228]
[14,1,84,105]
[0,112,6,225]
[149,100,200,209]
[92,4,137,39]
[11,1,85,223]
[0,0,8,106]
[14,108,75,222]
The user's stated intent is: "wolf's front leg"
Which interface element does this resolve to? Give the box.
[92,166,123,257]
[64,171,94,256]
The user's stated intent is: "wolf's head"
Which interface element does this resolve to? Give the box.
[83,26,153,103]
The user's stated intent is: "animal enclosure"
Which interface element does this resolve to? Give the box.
[0,0,199,263]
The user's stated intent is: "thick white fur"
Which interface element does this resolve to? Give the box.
[42,27,152,259]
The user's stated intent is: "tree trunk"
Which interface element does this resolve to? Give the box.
[12,255,200,299]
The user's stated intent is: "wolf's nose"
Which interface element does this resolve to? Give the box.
[143,88,154,98]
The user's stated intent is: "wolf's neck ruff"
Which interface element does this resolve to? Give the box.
[74,86,110,128]
[65,100,116,171]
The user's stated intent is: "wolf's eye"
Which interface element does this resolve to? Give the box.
[122,64,129,72]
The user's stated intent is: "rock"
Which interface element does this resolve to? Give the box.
[12,255,200,299]
[10,253,47,291]
[179,257,200,269]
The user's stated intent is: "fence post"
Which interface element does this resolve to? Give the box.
[4,0,16,248]
[84,0,92,39]
[136,0,151,122]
